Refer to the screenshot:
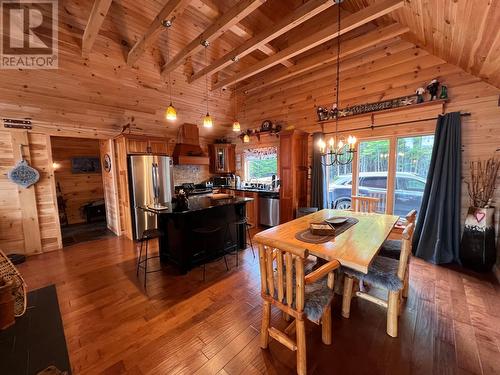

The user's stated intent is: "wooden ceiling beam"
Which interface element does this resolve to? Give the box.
[126,0,190,67]
[241,23,410,93]
[81,0,113,58]
[188,0,334,84]
[212,0,405,90]
[160,0,267,78]
[189,0,292,66]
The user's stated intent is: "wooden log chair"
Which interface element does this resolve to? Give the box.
[379,209,417,298]
[256,240,340,375]
[351,195,381,213]
[0,249,27,317]
[341,222,415,338]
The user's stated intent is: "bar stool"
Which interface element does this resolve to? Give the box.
[136,228,162,288]
[192,226,228,281]
[225,218,255,267]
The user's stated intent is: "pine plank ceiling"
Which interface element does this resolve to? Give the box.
[343,0,500,90]
[0,0,498,138]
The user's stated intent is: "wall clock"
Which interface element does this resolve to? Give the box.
[103,154,112,173]
[261,120,272,131]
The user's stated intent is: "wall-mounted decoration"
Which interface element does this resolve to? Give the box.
[439,85,448,100]
[317,94,421,122]
[3,118,32,130]
[316,79,448,122]
[71,157,101,174]
[426,79,440,100]
[416,87,425,103]
[261,120,272,132]
[8,160,40,189]
[103,154,112,173]
[238,122,282,143]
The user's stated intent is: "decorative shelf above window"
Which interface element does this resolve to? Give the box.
[316,100,448,134]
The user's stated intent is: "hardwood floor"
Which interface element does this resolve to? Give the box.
[17,234,500,375]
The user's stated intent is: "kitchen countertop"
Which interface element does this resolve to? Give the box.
[140,195,253,215]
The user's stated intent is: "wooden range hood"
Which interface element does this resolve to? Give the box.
[172,124,209,165]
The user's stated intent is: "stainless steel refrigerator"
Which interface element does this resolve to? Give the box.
[128,155,174,240]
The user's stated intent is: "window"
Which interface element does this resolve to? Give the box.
[358,139,390,213]
[394,135,434,216]
[327,163,352,209]
[325,134,434,216]
[244,147,278,183]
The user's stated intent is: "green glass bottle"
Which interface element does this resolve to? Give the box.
[439,85,448,100]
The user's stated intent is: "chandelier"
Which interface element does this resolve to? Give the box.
[318,1,357,166]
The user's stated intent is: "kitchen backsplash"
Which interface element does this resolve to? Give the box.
[173,165,211,185]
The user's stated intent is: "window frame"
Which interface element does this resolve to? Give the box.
[243,147,278,183]
[326,131,434,215]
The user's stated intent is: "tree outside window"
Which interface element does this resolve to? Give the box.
[244,147,278,183]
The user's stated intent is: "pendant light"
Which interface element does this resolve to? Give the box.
[202,42,213,128]
[164,20,177,121]
[232,90,241,132]
[317,3,357,166]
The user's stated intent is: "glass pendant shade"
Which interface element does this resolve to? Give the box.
[203,113,213,128]
[243,134,250,143]
[165,103,177,121]
[232,120,241,132]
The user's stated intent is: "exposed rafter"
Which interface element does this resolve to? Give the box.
[160,0,267,78]
[81,0,113,58]
[188,0,334,84]
[126,0,190,66]
[189,0,293,68]
[212,0,405,90]
[241,23,410,93]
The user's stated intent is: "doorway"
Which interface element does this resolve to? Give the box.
[51,136,114,246]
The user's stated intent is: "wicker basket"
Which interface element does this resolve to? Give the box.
[0,249,27,317]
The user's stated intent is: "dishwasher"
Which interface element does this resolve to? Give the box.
[259,192,280,226]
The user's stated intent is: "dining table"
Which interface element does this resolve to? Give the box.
[253,209,399,274]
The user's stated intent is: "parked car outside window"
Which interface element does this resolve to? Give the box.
[329,172,427,215]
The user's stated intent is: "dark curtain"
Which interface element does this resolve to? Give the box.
[413,112,462,264]
[311,132,327,209]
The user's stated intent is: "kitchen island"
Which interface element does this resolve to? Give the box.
[142,195,253,274]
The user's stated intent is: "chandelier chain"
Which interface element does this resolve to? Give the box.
[167,27,173,103]
[319,3,356,167]
[335,5,341,139]
[205,47,209,115]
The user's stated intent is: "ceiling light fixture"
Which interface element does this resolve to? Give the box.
[318,1,356,166]
[164,20,177,121]
[232,90,240,132]
[203,44,213,128]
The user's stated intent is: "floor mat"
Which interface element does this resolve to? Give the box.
[0,284,71,375]
[62,220,114,247]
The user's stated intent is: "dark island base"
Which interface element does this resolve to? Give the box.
[157,200,249,274]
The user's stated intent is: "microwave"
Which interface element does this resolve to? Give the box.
[213,176,232,187]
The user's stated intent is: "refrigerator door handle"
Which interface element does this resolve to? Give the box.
[152,162,160,206]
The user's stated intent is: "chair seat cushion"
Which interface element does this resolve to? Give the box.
[378,239,401,260]
[269,257,334,325]
[303,277,334,324]
[343,256,403,291]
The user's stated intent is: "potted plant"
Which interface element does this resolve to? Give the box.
[460,156,500,272]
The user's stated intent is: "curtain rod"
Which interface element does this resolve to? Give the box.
[318,112,472,136]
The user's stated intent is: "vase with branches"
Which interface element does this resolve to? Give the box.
[460,155,499,272]
[465,157,500,208]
